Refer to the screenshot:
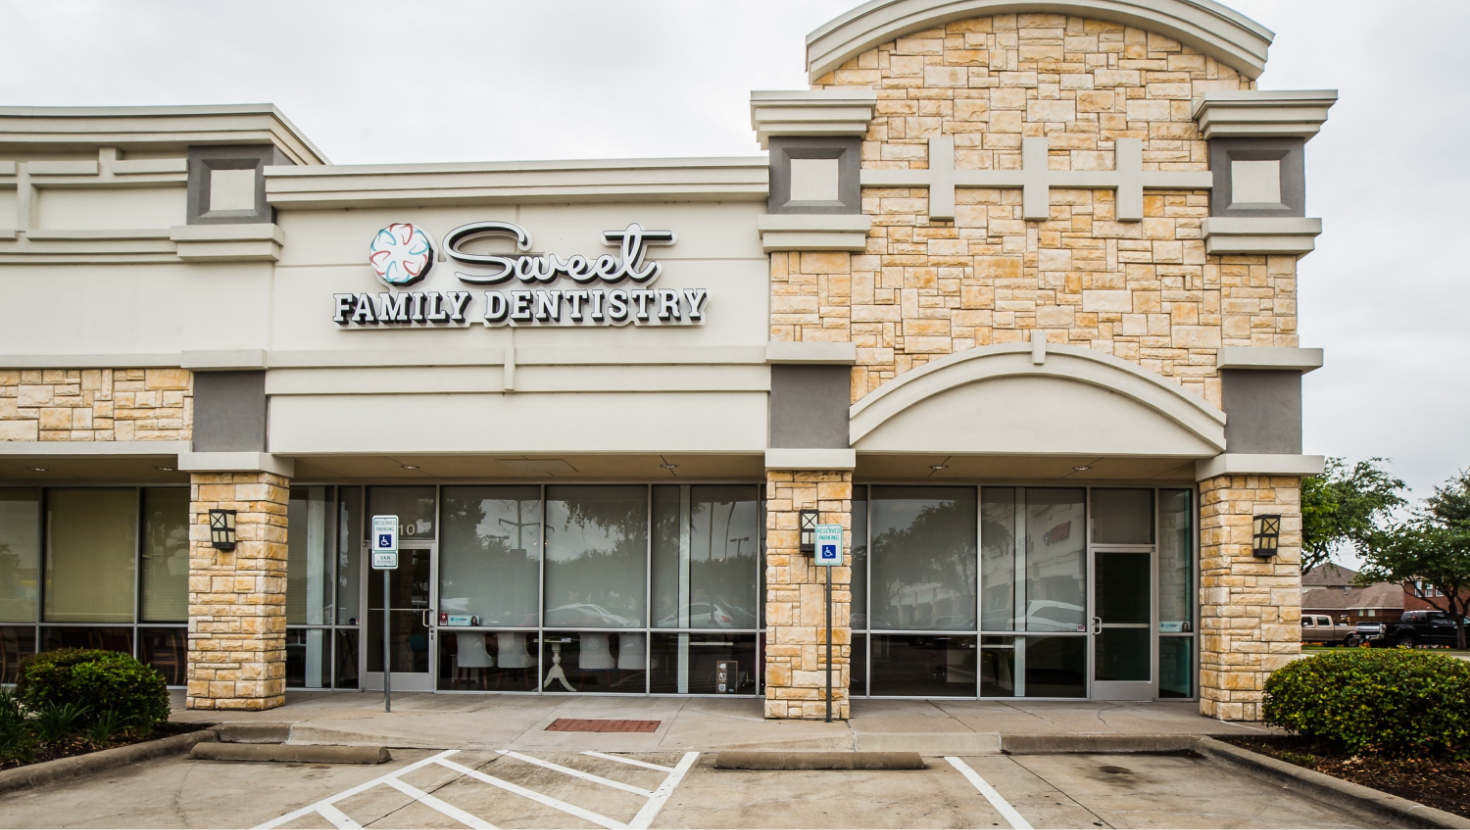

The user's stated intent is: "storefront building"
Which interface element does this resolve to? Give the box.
[0,0,1331,721]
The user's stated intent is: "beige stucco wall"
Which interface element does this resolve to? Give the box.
[774,14,1299,408]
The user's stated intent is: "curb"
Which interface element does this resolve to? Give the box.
[715,751,924,770]
[0,729,218,797]
[1195,737,1470,830]
[1002,734,1204,755]
[213,723,293,744]
[191,743,391,765]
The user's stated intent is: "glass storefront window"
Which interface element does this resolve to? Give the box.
[650,633,756,694]
[440,486,541,628]
[1024,635,1087,698]
[870,634,977,697]
[139,627,187,686]
[334,629,360,689]
[980,489,1016,631]
[1159,489,1193,632]
[288,487,335,626]
[44,489,137,623]
[0,490,39,624]
[140,489,188,623]
[42,626,133,654]
[1024,489,1086,634]
[367,486,436,542]
[337,487,362,626]
[980,637,1016,697]
[539,632,646,693]
[437,629,540,692]
[1091,489,1154,545]
[1,626,36,684]
[869,487,976,631]
[545,486,647,629]
[285,628,331,689]
[1160,637,1193,698]
[651,486,760,630]
[851,493,868,630]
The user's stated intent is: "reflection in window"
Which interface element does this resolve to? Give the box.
[0,490,39,624]
[983,488,1085,633]
[367,486,437,541]
[288,487,335,626]
[651,486,760,630]
[545,487,647,629]
[851,494,868,630]
[1025,489,1086,634]
[440,487,541,628]
[1159,489,1193,631]
[337,487,362,626]
[869,487,976,631]
[141,489,189,623]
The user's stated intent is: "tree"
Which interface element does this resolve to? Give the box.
[1300,457,1406,573]
[1357,470,1470,650]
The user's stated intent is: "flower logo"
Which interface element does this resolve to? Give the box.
[369,223,434,287]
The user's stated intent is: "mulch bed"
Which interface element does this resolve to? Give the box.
[0,722,203,772]
[545,718,660,733]
[1219,735,1470,819]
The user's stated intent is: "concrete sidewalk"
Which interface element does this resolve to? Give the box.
[170,692,1275,755]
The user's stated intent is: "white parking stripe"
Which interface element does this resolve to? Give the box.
[946,757,1033,830]
[497,749,656,797]
[628,752,700,830]
[253,750,461,830]
[385,777,500,830]
[435,755,628,830]
[582,750,677,772]
[317,803,363,830]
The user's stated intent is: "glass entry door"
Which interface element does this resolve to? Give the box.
[1091,548,1154,700]
[363,543,436,692]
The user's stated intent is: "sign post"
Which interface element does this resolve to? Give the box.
[371,515,399,713]
[813,523,844,723]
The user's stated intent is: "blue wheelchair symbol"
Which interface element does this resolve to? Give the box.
[378,533,393,548]
[820,543,837,560]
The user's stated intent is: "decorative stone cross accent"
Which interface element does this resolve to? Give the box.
[862,136,1213,222]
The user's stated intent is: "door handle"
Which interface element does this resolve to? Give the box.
[421,608,434,628]
[1092,616,1102,635]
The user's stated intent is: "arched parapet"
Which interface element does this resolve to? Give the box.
[850,342,1227,456]
[806,0,1274,83]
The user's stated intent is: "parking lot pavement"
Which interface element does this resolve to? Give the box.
[0,748,1396,829]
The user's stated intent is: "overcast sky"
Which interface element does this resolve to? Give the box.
[4,0,1467,515]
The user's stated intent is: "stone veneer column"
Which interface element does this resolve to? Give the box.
[1198,474,1303,721]
[187,472,289,710]
[764,470,852,720]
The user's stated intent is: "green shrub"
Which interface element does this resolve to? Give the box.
[16,649,169,733]
[1264,649,1470,758]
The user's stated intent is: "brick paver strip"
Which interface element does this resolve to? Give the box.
[545,719,660,733]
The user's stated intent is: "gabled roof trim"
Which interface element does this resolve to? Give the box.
[849,341,1227,449]
[807,0,1274,83]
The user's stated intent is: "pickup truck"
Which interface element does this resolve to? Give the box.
[1352,610,1470,648]
[1301,614,1353,646]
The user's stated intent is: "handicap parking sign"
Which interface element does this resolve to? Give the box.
[371,516,399,570]
[814,524,843,566]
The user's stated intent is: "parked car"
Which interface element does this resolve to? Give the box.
[1352,610,1470,648]
[1300,614,1353,646]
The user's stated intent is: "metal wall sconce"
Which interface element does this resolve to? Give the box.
[799,509,818,554]
[1252,514,1281,558]
[209,509,237,551]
